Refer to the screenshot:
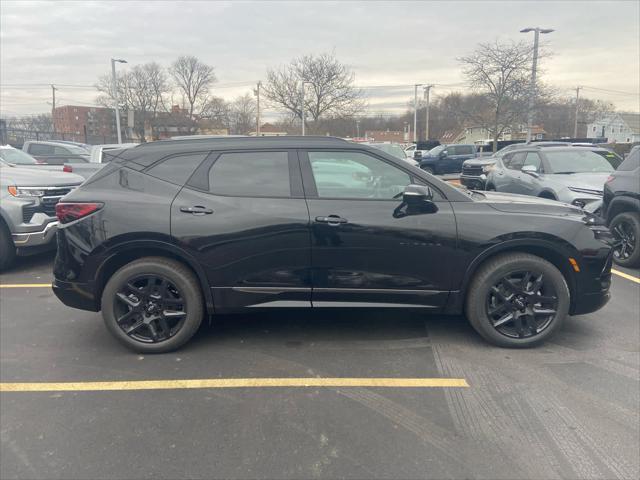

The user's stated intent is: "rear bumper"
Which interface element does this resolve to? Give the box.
[52,278,99,312]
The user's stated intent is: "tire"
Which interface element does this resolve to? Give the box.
[465,252,570,348]
[539,192,557,201]
[610,211,640,268]
[0,222,16,272]
[486,184,496,191]
[422,166,434,175]
[101,257,204,353]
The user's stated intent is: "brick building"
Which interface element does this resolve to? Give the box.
[53,105,121,142]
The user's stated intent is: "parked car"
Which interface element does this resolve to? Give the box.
[22,140,90,165]
[461,142,574,190]
[417,144,479,174]
[52,136,613,353]
[64,143,138,179]
[411,140,440,162]
[364,142,420,167]
[485,146,621,208]
[0,159,84,270]
[602,145,640,267]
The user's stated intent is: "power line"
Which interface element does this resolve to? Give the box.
[581,86,640,96]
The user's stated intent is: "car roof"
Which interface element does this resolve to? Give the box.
[133,135,348,151]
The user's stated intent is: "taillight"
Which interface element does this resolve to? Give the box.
[63,165,73,173]
[55,202,103,224]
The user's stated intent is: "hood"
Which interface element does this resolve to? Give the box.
[541,172,610,193]
[0,164,84,186]
[464,157,496,167]
[473,190,584,216]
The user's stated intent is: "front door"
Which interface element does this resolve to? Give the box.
[517,152,543,196]
[171,149,312,311]
[300,149,458,309]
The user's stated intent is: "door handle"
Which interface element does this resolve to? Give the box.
[180,206,213,215]
[315,215,348,226]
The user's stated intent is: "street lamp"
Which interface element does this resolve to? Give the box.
[111,58,127,144]
[520,28,553,142]
[300,80,313,135]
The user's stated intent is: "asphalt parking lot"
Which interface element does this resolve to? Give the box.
[1,253,638,480]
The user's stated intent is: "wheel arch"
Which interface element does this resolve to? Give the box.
[606,196,639,225]
[449,239,579,315]
[538,190,557,200]
[95,240,215,315]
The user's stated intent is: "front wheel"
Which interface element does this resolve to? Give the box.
[610,212,640,267]
[465,253,570,348]
[101,257,204,353]
[0,223,16,272]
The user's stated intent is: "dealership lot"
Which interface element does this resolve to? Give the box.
[1,254,639,479]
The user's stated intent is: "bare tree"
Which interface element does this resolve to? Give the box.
[169,55,217,119]
[262,53,365,132]
[229,93,257,134]
[459,40,534,151]
[200,96,231,129]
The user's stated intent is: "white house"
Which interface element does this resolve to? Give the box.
[586,113,640,143]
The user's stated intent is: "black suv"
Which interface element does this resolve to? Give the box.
[603,146,640,267]
[52,136,613,352]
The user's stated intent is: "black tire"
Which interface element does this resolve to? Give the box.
[101,257,204,353]
[422,166,435,175]
[610,211,640,268]
[465,252,570,348]
[0,222,16,272]
[486,184,496,191]
[539,192,557,201]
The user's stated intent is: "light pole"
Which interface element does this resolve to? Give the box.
[111,58,127,144]
[300,80,313,135]
[413,84,422,143]
[520,27,553,142]
[423,85,433,141]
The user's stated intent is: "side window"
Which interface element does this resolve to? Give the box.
[54,146,71,155]
[308,151,411,199]
[523,152,542,171]
[28,144,54,155]
[618,149,640,171]
[506,152,526,170]
[147,153,209,185]
[446,146,457,155]
[208,151,291,197]
[459,145,474,155]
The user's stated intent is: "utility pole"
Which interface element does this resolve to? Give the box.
[521,27,554,143]
[254,81,262,136]
[573,86,581,138]
[413,84,420,143]
[51,85,57,134]
[301,81,305,136]
[423,85,433,141]
[356,119,360,138]
[111,58,127,144]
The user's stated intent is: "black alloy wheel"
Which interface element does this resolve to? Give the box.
[113,275,187,343]
[611,217,637,263]
[486,270,558,339]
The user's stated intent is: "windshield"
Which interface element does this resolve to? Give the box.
[0,148,38,165]
[592,150,622,169]
[370,143,405,159]
[428,145,445,155]
[545,150,616,174]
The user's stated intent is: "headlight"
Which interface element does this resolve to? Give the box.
[568,187,603,196]
[482,164,495,173]
[7,186,46,197]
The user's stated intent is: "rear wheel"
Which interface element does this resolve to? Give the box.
[610,212,640,267]
[0,223,16,272]
[465,253,570,348]
[101,257,204,353]
[422,166,434,175]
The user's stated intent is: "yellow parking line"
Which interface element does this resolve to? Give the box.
[611,269,640,284]
[0,377,469,392]
[0,283,51,288]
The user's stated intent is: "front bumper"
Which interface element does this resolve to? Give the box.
[12,221,59,249]
[52,278,99,312]
[460,174,487,189]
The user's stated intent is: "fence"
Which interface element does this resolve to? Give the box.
[5,128,121,148]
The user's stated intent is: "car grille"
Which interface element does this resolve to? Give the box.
[462,165,483,176]
[21,186,75,223]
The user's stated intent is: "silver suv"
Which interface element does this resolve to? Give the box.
[485,146,622,208]
[0,159,84,270]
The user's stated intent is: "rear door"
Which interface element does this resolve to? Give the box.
[518,152,543,196]
[171,149,312,311]
[300,148,458,309]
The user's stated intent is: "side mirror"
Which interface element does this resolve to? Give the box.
[522,164,539,176]
[440,150,448,158]
[403,184,433,204]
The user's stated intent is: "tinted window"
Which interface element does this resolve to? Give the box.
[523,152,542,170]
[209,151,290,197]
[28,144,54,155]
[147,153,209,185]
[457,145,475,155]
[505,152,526,170]
[308,151,411,199]
[617,148,640,171]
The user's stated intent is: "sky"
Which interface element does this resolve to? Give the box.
[1,0,639,119]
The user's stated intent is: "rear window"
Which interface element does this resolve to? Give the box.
[208,151,291,197]
[28,144,54,155]
[617,149,639,171]
[146,153,209,185]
